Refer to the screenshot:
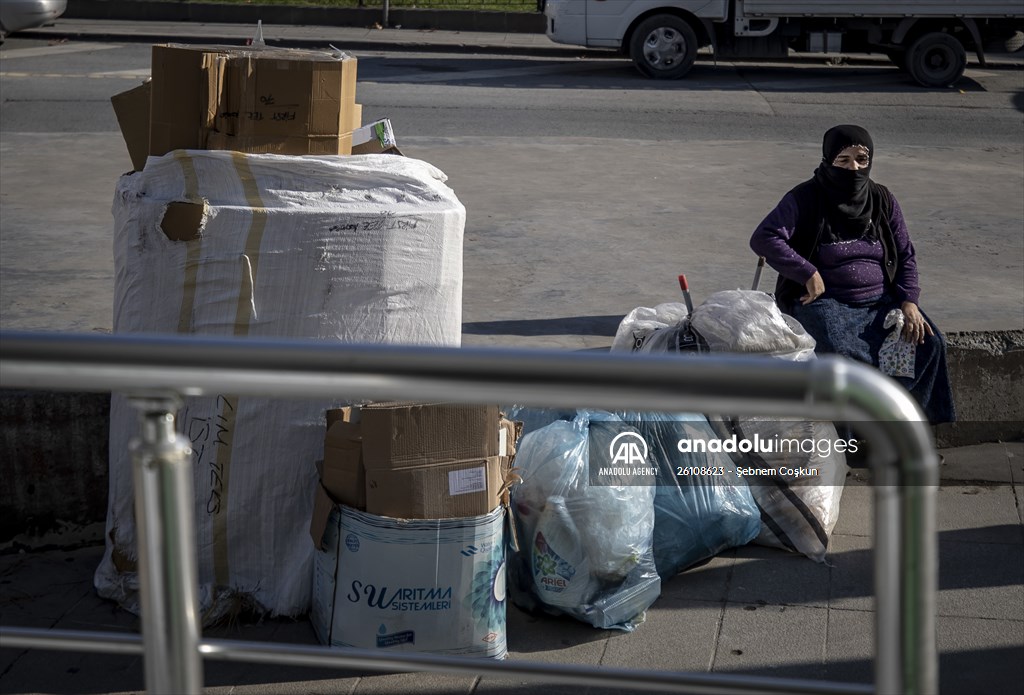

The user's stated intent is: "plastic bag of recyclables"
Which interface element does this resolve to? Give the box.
[612,411,762,579]
[614,289,849,563]
[99,150,466,624]
[507,411,661,631]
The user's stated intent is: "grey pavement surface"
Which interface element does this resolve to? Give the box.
[2,16,1023,695]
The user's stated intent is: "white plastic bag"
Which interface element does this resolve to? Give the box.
[508,413,660,630]
[708,416,849,563]
[611,303,690,353]
[690,290,816,361]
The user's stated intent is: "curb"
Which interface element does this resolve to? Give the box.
[64,0,547,34]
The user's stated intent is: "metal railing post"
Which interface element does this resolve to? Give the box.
[129,396,204,695]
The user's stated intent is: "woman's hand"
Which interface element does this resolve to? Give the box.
[901,301,933,344]
[800,272,825,305]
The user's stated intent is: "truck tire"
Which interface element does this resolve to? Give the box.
[906,32,967,87]
[629,14,698,80]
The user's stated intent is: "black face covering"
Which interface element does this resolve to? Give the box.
[813,124,878,240]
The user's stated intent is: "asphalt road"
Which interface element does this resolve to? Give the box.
[1,35,1022,341]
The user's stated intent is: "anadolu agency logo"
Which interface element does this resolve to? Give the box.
[592,429,659,482]
[608,431,649,466]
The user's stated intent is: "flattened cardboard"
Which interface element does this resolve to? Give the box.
[323,406,364,510]
[309,482,335,550]
[360,402,501,469]
[110,81,152,172]
[365,456,508,519]
[150,44,209,156]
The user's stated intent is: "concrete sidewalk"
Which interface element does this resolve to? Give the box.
[1,441,1022,694]
[16,17,581,58]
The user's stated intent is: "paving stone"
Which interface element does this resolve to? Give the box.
[935,484,1023,545]
[936,539,1024,621]
[713,603,829,681]
[937,615,1024,694]
[728,544,832,609]
[600,596,722,673]
[822,608,874,686]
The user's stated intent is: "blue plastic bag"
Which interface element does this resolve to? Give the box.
[611,412,762,580]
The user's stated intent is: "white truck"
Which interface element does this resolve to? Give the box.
[542,0,1024,87]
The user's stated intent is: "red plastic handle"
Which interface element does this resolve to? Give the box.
[677,274,689,292]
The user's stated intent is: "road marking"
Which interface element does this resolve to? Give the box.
[0,42,122,60]
[365,60,615,84]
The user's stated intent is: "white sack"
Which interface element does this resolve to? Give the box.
[98,151,466,622]
[610,302,690,353]
[690,290,816,361]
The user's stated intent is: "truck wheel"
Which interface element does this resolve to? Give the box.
[629,14,698,80]
[906,32,967,87]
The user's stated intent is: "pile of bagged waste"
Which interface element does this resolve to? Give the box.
[502,289,849,631]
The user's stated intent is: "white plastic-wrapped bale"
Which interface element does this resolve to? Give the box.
[97,150,466,623]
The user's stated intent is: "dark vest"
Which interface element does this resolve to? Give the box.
[774,179,898,313]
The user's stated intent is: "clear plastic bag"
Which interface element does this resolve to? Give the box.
[610,302,690,353]
[508,412,660,631]
[689,289,816,361]
[611,412,762,579]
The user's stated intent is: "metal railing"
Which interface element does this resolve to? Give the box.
[0,330,939,695]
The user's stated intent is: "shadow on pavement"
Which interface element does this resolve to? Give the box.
[463,315,623,337]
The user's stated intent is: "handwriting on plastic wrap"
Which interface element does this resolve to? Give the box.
[329,212,420,234]
[181,396,235,515]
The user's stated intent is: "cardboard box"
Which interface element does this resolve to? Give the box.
[360,402,502,470]
[311,504,507,657]
[322,406,365,510]
[312,403,519,522]
[110,80,152,172]
[365,456,509,519]
[149,43,358,158]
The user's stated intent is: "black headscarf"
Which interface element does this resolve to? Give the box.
[813,124,881,240]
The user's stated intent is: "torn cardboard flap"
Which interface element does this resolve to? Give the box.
[309,482,336,550]
[323,406,365,510]
[110,80,152,173]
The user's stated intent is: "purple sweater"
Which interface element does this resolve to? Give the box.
[750,191,921,305]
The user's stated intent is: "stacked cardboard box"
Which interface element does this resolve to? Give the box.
[309,403,519,658]
[312,403,520,545]
[111,42,400,171]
